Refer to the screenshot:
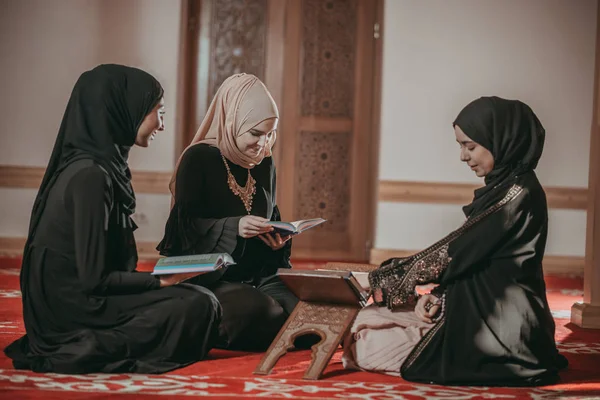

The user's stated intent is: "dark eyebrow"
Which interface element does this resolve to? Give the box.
[250,128,268,134]
[456,139,474,145]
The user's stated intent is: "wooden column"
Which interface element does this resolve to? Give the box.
[571,5,600,329]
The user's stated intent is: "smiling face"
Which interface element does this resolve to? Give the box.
[135,97,165,147]
[454,124,494,177]
[235,117,278,158]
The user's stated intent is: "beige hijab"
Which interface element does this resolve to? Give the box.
[169,73,279,197]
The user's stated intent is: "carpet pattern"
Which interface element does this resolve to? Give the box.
[0,257,599,399]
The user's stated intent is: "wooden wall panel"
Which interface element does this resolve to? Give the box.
[0,165,171,194]
[207,0,268,100]
[0,166,588,209]
[379,180,588,210]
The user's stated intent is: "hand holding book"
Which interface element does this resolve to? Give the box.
[152,253,235,287]
[159,271,209,287]
[267,218,326,237]
[238,215,273,238]
[258,232,291,250]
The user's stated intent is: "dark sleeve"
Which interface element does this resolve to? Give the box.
[267,204,292,268]
[370,187,536,308]
[440,189,542,283]
[258,160,292,268]
[158,145,243,257]
[68,166,160,295]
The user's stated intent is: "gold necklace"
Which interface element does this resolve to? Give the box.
[221,154,256,214]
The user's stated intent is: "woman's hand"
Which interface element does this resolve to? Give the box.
[238,216,273,238]
[159,271,207,287]
[373,288,384,304]
[414,294,441,323]
[258,232,291,251]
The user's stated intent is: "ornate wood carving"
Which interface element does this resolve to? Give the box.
[295,131,351,232]
[208,0,268,100]
[300,0,357,118]
[254,301,360,380]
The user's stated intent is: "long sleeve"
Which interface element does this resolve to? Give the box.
[158,145,243,257]
[252,160,292,269]
[370,183,530,309]
[271,162,292,266]
[249,204,292,271]
[439,188,537,284]
[68,166,160,295]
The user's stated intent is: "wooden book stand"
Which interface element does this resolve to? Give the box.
[254,263,377,380]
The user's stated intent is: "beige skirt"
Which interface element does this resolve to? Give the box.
[342,304,434,376]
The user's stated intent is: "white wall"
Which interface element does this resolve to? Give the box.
[96,0,182,172]
[376,0,597,257]
[0,0,597,256]
[0,0,102,167]
[0,0,180,242]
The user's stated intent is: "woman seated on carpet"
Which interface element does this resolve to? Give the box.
[342,96,568,386]
[158,73,308,351]
[4,64,222,374]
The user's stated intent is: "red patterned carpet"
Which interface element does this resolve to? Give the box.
[0,257,599,399]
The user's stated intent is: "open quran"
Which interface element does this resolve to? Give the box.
[277,269,370,307]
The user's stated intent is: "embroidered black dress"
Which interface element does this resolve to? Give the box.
[370,97,567,386]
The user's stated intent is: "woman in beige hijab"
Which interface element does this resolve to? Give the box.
[157,73,304,351]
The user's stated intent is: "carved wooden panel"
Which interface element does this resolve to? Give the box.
[295,131,351,232]
[287,302,356,330]
[208,0,268,100]
[254,301,360,380]
[300,0,357,117]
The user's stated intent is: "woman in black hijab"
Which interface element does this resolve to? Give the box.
[4,64,221,374]
[343,96,567,386]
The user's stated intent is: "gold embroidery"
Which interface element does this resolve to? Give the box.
[402,317,446,372]
[369,184,524,310]
[388,245,449,308]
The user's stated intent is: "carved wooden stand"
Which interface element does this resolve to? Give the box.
[254,262,378,380]
[254,301,359,380]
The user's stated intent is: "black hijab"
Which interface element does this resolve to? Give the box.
[26,64,163,248]
[453,96,545,216]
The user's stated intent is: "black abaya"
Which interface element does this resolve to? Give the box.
[5,65,222,373]
[158,143,302,351]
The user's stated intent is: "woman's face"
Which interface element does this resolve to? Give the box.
[135,97,165,147]
[235,117,278,159]
[454,125,494,177]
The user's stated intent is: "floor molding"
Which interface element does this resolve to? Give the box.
[378,180,588,210]
[370,248,585,276]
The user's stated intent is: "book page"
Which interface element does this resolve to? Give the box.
[293,218,326,232]
[156,253,223,267]
[317,269,370,290]
[268,221,296,232]
[153,253,234,275]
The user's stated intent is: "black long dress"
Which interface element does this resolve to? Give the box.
[5,160,221,373]
[5,64,222,374]
[158,143,300,351]
[371,172,567,386]
[369,96,567,386]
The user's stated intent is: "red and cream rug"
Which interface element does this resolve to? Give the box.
[0,257,598,399]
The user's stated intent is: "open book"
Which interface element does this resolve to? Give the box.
[277,269,371,307]
[151,253,235,275]
[268,218,326,236]
[317,269,370,290]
